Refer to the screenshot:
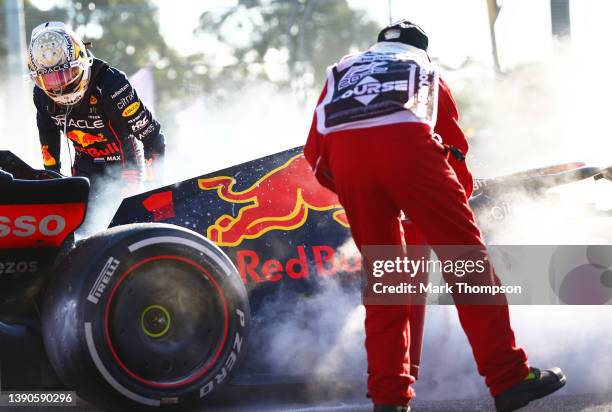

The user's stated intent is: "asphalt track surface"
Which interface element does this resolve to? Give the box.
[2,318,610,412]
[10,390,612,412]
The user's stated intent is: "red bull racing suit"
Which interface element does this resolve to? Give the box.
[34,57,165,189]
[304,42,529,406]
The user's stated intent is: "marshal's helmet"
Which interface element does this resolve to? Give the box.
[377,19,429,52]
[27,22,93,106]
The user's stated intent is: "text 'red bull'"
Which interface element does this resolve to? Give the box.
[237,245,361,284]
[67,130,121,158]
[198,154,349,247]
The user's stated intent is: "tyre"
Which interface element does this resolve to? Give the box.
[42,223,250,409]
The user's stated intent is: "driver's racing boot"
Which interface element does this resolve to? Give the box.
[373,405,410,412]
[494,367,566,412]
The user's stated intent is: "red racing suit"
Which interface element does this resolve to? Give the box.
[305,42,528,406]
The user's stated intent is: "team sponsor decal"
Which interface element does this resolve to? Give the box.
[130,117,150,132]
[31,61,72,76]
[0,203,84,248]
[52,116,104,129]
[137,124,155,139]
[41,144,57,167]
[64,31,75,59]
[87,257,121,304]
[0,261,38,275]
[0,215,65,238]
[127,111,146,124]
[198,154,348,247]
[236,245,361,284]
[67,130,107,147]
[110,83,129,99]
[90,95,98,105]
[74,142,122,160]
[122,101,141,117]
[116,88,136,110]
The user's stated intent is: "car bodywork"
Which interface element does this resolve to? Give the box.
[0,147,607,399]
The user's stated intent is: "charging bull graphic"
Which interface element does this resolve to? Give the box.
[198,154,349,247]
[41,145,57,167]
[66,130,107,147]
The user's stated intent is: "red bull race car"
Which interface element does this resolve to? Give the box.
[0,147,606,410]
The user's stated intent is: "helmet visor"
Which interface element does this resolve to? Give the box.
[33,65,82,95]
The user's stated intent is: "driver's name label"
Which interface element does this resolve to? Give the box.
[87,257,120,304]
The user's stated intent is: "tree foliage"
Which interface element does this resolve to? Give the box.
[197,0,380,90]
[1,0,382,114]
[3,0,199,126]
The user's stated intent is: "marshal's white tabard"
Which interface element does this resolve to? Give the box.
[316,42,439,135]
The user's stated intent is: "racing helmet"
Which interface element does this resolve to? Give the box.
[377,19,429,52]
[27,22,93,106]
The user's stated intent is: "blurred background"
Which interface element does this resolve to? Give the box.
[1,0,610,177]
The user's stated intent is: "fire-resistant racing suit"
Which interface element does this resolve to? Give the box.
[34,57,165,191]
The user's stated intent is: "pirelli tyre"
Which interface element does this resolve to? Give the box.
[41,223,250,409]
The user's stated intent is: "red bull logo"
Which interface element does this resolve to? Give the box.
[73,143,121,159]
[41,145,56,167]
[67,130,107,147]
[198,154,349,247]
[236,245,361,284]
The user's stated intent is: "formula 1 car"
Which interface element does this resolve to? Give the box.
[0,147,606,410]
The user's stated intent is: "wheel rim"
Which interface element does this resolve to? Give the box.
[104,256,229,388]
[140,304,172,339]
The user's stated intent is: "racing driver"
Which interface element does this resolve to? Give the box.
[28,21,165,195]
[305,20,566,412]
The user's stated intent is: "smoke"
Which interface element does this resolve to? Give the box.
[236,42,612,404]
[411,41,612,401]
[224,40,612,403]
[233,237,367,402]
[164,84,313,182]
[245,276,365,378]
[85,84,312,232]
[63,84,315,234]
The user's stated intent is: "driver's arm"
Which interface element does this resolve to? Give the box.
[102,70,165,182]
[33,87,61,173]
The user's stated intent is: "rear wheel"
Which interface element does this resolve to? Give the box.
[42,223,249,409]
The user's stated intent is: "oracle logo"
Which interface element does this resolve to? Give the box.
[0,215,66,238]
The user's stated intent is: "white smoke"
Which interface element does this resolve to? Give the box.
[246,277,365,378]
[225,39,612,404]
[236,41,612,404]
[411,41,612,402]
[165,84,313,182]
